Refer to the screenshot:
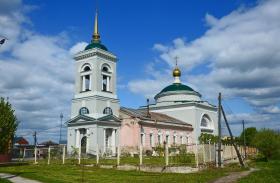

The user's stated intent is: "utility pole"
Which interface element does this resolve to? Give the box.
[59,113,63,144]
[33,131,37,146]
[217,93,222,167]
[242,120,246,158]
[221,106,245,167]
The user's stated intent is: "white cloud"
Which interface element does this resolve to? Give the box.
[0,0,85,143]
[128,0,280,133]
[69,41,88,55]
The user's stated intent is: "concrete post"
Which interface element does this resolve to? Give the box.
[203,144,206,164]
[48,146,51,165]
[34,147,37,164]
[139,145,143,166]
[78,147,81,164]
[62,145,65,164]
[209,142,212,162]
[23,148,26,161]
[117,145,120,166]
[165,143,169,166]
[96,144,99,165]
[195,142,199,168]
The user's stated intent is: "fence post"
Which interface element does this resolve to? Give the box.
[165,143,169,166]
[195,142,199,168]
[117,145,120,166]
[203,144,206,165]
[48,146,51,165]
[209,142,211,163]
[62,145,65,164]
[34,146,37,164]
[78,147,81,165]
[139,145,143,166]
[22,148,26,161]
[96,144,99,165]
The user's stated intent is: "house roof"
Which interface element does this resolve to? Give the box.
[120,107,192,127]
[14,137,29,145]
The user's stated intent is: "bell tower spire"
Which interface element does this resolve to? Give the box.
[92,10,100,43]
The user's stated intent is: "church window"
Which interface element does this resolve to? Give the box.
[79,107,89,115]
[201,114,212,128]
[150,133,154,147]
[101,64,111,92]
[83,66,91,72]
[180,136,183,144]
[173,135,176,145]
[102,75,110,91]
[103,107,113,115]
[81,64,92,92]
[166,135,169,144]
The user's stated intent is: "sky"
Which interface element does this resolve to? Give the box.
[1,0,280,143]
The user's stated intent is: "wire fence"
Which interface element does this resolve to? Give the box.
[11,143,257,167]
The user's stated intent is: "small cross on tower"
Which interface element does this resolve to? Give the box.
[174,56,179,67]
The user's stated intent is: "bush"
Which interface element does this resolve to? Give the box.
[253,129,280,161]
[145,150,152,156]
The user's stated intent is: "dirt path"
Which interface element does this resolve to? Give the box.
[0,173,42,183]
[210,168,258,183]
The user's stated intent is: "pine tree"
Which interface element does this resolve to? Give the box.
[0,97,18,154]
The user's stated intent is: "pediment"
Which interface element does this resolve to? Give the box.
[97,115,121,122]
[67,115,96,125]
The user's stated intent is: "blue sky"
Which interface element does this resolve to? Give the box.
[1,0,280,142]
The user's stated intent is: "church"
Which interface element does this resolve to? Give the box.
[67,11,218,155]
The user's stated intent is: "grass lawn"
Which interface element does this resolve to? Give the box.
[0,162,244,183]
[0,178,11,183]
[238,160,280,183]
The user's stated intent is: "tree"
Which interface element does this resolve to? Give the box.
[199,133,218,144]
[253,129,280,161]
[240,127,257,146]
[0,97,18,154]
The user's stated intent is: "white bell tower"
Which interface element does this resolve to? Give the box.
[71,11,120,119]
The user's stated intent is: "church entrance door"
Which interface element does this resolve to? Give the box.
[81,136,87,154]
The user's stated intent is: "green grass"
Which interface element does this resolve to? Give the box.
[238,160,280,183]
[0,162,244,183]
[0,177,11,183]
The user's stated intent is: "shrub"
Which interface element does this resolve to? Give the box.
[253,129,280,161]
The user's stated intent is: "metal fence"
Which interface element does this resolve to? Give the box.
[11,144,257,167]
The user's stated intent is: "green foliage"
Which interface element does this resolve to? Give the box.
[239,160,280,183]
[253,129,280,161]
[0,97,18,154]
[240,127,258,146]
[199,133,218,144]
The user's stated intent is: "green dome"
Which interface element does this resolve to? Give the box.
[160,83,194,93]
[85,41,108,51]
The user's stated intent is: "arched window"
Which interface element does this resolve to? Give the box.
[80,64,92,92]
[103,107,113,115]
[79,107,89,115]
[200,114,212,128]
[102,66,109,72]
[101,64,111,92]
[83,66,91,72]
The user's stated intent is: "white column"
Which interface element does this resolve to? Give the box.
[75,129,80,148]
[106,76,110,91]
[103,128,106,153]
[82,76,86,91]
[89,75,92,91]
[112,129,116,154]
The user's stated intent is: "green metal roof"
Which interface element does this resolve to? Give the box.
[85,40,108,51]
[159,83,194,94]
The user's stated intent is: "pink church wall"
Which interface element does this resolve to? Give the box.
[119,117,140,147]
[119,112,193,150]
